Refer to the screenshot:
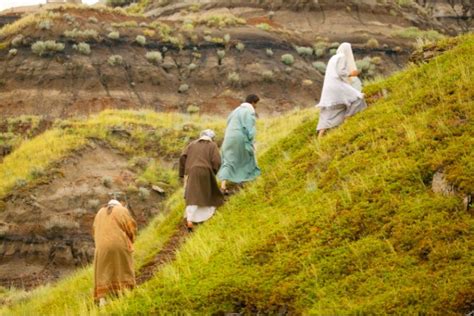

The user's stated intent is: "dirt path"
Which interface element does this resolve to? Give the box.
[136,222,189,285]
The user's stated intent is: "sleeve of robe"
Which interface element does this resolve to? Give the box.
[179,145,189,178]
[336,56,349,80]
[117,207,137,244]
[210,143,221,174]
[241,109,257,153]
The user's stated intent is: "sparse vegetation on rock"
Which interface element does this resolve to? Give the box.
[11,35,24,47]
[178,84,189,93]
[107,31,120,40]
[236,42,245,52]
[281,53,295,65]
[64,29,99,40]
[366,38,380,49]
[228,72,240,86]
[72,42,91,55]
[8,49,17,57]
[136,35,147,46]
[146,51,163,64]
[295,46,313,57]
[36,19,53,31]
[312,61,326,74]
[108,55,124,66]
[31,40,65,57]
[186,105,200,115]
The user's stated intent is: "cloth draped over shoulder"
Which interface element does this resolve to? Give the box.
[93,203,137,300]
[317,53,364,108]
[336,42,362,92]
[179,137,224,208]
[217,103,261,183]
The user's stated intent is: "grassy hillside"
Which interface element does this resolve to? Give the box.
[2,34,473,315]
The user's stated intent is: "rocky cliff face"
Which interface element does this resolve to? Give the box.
[0,3,444,118]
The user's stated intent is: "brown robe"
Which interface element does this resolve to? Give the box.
[92,204,137,300]
[179,138,224,207]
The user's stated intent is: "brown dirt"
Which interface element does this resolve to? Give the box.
[136,222,188,285]
[0,143,165,289]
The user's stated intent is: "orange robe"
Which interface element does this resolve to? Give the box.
[92,205,137,300]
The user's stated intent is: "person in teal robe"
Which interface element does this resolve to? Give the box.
[217,94,261,193]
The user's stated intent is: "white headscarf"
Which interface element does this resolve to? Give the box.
[199,129,215,141]
[336,42,357,73]
[107,199,121,207]
[317,53,363,108]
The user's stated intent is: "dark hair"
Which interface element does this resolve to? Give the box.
[245,94,260,104]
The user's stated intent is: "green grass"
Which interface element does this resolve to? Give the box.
[2,35,473,315]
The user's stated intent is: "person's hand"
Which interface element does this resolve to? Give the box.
[350,70,360,77]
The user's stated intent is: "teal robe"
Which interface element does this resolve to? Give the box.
[217,103,261,183]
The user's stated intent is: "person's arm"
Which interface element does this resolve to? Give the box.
[210,143,221,173]
[118,207,137,244]
[179,145,188,179]
[336,56,349,80]
[242,109,256,145]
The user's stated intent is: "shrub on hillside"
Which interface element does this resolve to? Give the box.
[281,53,294,65]
[8,49,17,57]
[88,17,98,24]
[223,34,231,44]
[188,63,198,71]
[186,105,200,115]
[266,48,274,57]
[44,216,79,230]
[312,61,326,74]
[295,46,313,57]
[31,40,64,57]
[146,51,163,64]
[36,19,53,30]
[236,42,245,52]
[108,55,123,66]
[228,72,240,86]
[262,70,274,82]
[315,48,325,57]
[107,31,120,40]
[256,23,271,31]
[11,35,24,47]
[136,35,146,46]
[395,27,445,42]
[366,38,380,49]
[64,29,99,40]
[63,13,75,24]
[73,42,91,55]
[178,84,189,93]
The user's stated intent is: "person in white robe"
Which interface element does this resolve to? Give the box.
[336,42,362,91]
[316,44,367,138]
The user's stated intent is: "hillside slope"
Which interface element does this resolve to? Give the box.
[1,34,473,315]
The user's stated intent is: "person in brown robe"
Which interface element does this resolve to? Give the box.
[179,129,224,231]
[92,199,137,306]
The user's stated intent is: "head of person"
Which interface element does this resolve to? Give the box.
[106,195,126,213]
[200,129,216,141]
[245,94,260,107]
[336,42,357,74]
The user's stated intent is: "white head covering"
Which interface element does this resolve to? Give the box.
[107,199,121,207]
[199,129,215,141]
[336,42,357,73]
[317,54,363,108]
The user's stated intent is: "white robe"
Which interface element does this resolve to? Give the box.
[317,53,363,108]
[185,205,216,223]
